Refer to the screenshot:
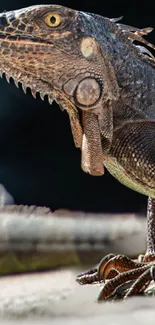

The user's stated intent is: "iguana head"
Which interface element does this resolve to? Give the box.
[0,5,119,175]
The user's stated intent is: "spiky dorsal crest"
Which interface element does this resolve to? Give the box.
[110,17,155,66]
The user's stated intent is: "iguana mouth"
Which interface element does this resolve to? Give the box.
[0,33,57,47]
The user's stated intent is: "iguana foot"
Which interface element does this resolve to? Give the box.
[76,253,155,301]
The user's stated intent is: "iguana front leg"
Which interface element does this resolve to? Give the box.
[77,120,155,300]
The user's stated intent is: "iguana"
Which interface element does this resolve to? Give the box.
[0,4,155,301]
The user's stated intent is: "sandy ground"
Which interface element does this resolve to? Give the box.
[0,268,155,324]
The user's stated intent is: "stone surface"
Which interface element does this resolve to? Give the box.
[0,268,155,324]
[0,209,146,274]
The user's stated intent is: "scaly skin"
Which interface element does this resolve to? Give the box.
[1,4,155,300]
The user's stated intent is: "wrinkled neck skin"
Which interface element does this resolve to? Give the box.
[81,12,155,126]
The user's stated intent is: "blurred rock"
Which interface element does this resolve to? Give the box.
[0,184,14,206]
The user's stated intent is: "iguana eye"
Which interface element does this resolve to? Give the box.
[45,13,62,27]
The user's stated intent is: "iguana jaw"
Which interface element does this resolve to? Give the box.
[0,62,83,147]
[0,64,104,176]
[0,64,54,105]
[0,6,105,177]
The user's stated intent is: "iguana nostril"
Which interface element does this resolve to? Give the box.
[74,77,102,108]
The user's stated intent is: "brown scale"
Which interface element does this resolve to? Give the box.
[1,4,155,301]
[110,122,155,187]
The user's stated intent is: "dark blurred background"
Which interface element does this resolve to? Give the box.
[0,0,153,213]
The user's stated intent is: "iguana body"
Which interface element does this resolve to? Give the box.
[1,4,155,300]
